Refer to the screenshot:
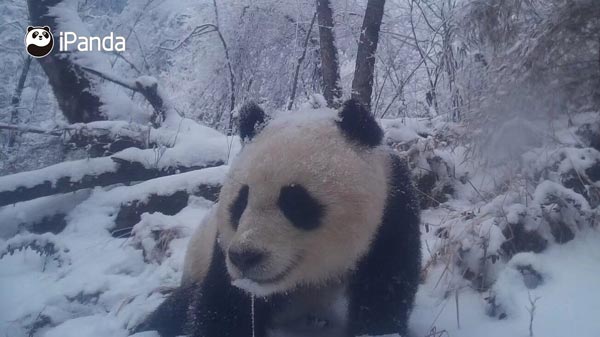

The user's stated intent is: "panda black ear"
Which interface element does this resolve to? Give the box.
[239,101,267,143]
[28,26,34,32]
[336,98,383,147]
[43,26,50,32]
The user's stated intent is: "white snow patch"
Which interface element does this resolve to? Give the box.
[411,230,600,337]
[0,189,91,238]
[0,157,117,191]
[43,315,128,337]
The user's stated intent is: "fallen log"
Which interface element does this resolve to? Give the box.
[0,121,157,157]
[1,168,224,238]
[65,166,228,237]
[112,184,221,237]
[0,155,223,207]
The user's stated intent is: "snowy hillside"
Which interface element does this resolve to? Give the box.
[2,0,599,336]
[1,109,599,337]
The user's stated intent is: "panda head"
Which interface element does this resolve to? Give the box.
[25,26,54,58]
[216,99,389,296]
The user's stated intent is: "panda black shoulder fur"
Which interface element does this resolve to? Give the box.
[139,99,421,337]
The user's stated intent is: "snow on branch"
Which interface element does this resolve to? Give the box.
[80,66,171,127]
[158,24,217,51]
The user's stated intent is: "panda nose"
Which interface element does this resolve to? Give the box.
[229,248,266,272]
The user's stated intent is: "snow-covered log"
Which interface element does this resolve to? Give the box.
[112,184,220,237]
[67,166,228,236]
[0,153,223,207]
[1,121,150,157]
[0,167,223,238]
[1,117,234,206]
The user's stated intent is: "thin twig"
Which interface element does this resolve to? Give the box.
[288,11,317,110]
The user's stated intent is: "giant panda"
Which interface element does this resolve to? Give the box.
[139,99,421,337]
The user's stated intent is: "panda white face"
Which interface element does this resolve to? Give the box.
[25,26,54,58]
[216,109,390,296]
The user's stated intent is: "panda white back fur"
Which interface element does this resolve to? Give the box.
[140,99,421,337]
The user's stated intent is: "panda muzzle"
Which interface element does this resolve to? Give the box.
[229,248,267,273]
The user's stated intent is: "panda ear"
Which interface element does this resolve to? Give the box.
[336,99,383,147]
[239,101,267,143]
[43,26,51,32]
[28,26,34,32]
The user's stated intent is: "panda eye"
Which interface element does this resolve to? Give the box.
[278,184,324,230]
[32,32,38,38]
[229,185,249,230]
[43,32,49,38]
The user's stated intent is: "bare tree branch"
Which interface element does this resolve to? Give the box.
[0,122,62,136]
[212,0,236,132]
[288,11,318,110]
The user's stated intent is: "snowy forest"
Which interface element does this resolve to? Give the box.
[1,0,599,336]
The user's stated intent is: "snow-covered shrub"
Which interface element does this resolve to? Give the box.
[384,118,458,209]
[131,212,188,263]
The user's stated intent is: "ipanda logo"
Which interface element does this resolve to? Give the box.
[25,26,54,58]
[25,26,125,58]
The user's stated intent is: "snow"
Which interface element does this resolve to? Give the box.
[0,189,91,238]
[0,195,213,336]
[0,118,228,335]
[533,180,591,212]
[43,315,128,337]
[48,0,146,123]
[0,156,117,191]
[135,76,159,89]
[66,165,227,234]
[114,117,238,169]
[2,115,599,337]
[380,117,432,143]
[411,230,600,337]
[0,118,233,193]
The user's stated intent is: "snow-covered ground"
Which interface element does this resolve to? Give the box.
[3,199,599,337]
[412,221,600,337]
[1,113,599,337]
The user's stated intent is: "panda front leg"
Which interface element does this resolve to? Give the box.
[189,243,270,337]
[347,232,420,337]
[347,158,421,337]
[348,256,417,337]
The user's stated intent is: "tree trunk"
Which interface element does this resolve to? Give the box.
[27,0,105,123]
[316,0,342,108]
[351,0,386,109]
[8,56,32,147]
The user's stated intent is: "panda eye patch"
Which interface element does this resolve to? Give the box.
[32,32,38,38]
[43,32,49,38]
[230,185,249,230]
[278,184,324,230]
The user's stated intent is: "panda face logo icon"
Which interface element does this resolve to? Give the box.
[25,26,54,58]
